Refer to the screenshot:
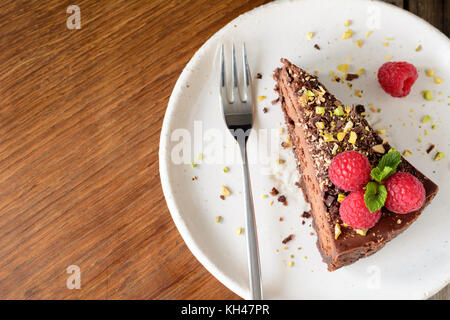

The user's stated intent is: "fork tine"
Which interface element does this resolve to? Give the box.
[242,43,251,103]
[231,43,240,103]
[220,44,228,103]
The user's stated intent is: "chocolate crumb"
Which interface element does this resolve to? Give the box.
[346,73,359,81]
[263,107,268,113]
[301,220,306,225]
[220,195,225,200]
[314,44,320,50]
[294,181,301,188]
[426,144,435,154]
[278,195,287,203]
[270,187,279,196]
[282,234,294,244]
[301,211,311,219]
[256,73,262,79]
[192,176,198,181]
[271,97,280,105]
[281,141,288,148]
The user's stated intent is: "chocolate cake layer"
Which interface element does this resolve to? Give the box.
[274,59,438,271]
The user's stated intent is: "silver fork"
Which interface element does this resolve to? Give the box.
[219,43,263,300]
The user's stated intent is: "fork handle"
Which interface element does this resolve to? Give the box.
[238,140,263,300]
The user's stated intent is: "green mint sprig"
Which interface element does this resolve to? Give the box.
[370,149,401,183]
[364,149,402,213]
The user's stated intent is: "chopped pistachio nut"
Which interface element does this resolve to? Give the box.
[348,131,357,144]
[223,166,229,173]
[434,152,445,161]
[322,133,335,142]
[356,68,365,76]
[262,194,268,199]
[337,64,349,74]
[331,143,339,155]
[306,32,314,40]
[315,106,325,115]
[372,144,385,154]
[342,29,353,40]
[403,150,412,156]
[221,186,231,197]
[337,132,346,142]
[365,30,373,38]
[343,120,353,132]
[337,194,347,203]
[236,227,243,235]
[434,76,443,84]
[315,122,325,130]
[356,39,363,48]
[257,95,266,101]
[431,125,437,130]
[191,162,197,168]
[422,90,433,101]
[288,261,294,268]
[334,105,344,116]
[415,44,422,51]
[197,153,204,160]
[335,223,342,240]
[306,89,314,97]
[418,138,423,143]
[344,19,351,27]
[355,229,368,236]
[421,115,432,123]
[216,216,223,223]
[385,54,393,60]
[425,69,434,77]
[424,130,429,136]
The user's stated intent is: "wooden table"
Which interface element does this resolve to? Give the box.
[0,0,448,300]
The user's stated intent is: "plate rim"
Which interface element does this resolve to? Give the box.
[159,0,450,299]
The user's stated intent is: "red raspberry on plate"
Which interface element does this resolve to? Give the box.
[328,151,371,191]
[339,190,381,229]
[377,61,418,97]
[385,172,425,214]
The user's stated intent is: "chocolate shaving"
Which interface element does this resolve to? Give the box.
[426,144,435,154]
[313,44,320,50]
[282,234,294,244]
[277,195,287,203]
[270,187,279,196]
[220,195,225,200]
[345,73,359,81]
[256,73,262,79]
[324,195,336,207]
[301,211,311,219]
[263,107,268,113]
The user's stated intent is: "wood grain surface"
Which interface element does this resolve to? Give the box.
[0,0,447,300]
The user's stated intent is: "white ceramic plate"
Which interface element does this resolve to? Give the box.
[159,0,450,299]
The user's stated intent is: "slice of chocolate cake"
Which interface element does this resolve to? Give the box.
[274,59,438,271]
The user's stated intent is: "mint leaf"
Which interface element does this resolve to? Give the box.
[364,182,387,213]
[370,166,394,183]
[378,149,401,172]
[370,149,401,183]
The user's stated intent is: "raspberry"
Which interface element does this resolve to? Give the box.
[339,191,381,229]
[377,61,418,97]
[328,151,371,191]
[385,172,425,214]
